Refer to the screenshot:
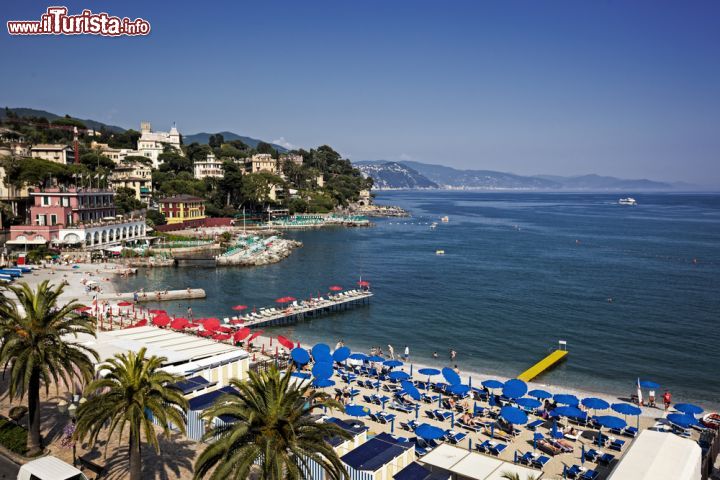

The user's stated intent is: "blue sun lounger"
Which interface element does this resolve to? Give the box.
[532,455,550,469]
[489,443,507,456]
[526,419,544,431]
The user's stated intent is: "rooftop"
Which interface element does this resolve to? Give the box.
[158,194,206,204]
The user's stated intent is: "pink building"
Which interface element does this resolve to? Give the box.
[8,187,146,249]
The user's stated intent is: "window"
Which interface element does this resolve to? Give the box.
[42,196,50,206]
[36,214,46,226]
[50,214,57,225]
[67,213,73,225]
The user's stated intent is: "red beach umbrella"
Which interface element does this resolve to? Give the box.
[170,317,189,330]
[232,305,248,311]
[148,309,166,315]
[357,280,370,287]
[234,327,251,342]
[329,285,343,291]
[76,306,92,312]
[152,315,170,327]
[275,296,296,304]
[201,318,221,331]
[216,326,233,334]
[197,330,214,337]
[117,301,133,307]
[230,318,245,325]
[212,333,231,341]
[247,330,264,343]
[277,335,294,350]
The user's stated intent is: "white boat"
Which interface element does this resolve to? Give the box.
[440,216,449,222]
[430,222,438,229]
[618,197,637,206]
[435,249,445,255]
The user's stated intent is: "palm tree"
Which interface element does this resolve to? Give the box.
[0,280,97,455]
[500,473,539,480]
[74,348,188,480]
[193,367,351,480]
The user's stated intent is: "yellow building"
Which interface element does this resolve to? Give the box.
[110,161,153,203]
[158,194,206,225]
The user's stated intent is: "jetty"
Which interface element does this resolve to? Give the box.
[101,288,207,302]
[238,290,373,328]
[517,340,568,382]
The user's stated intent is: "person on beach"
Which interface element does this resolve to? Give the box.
[187,306,193,320]
[450,349,457,361]
[404,345,410,360]
[663,390,672,411]
[649,389,656,407]
[432,351,438,359]
[454,364,460,375]
[335,340,342,351]
[388,344,395,359]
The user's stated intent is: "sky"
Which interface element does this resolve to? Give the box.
[2,1,719,185]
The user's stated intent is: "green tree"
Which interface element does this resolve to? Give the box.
[158,150,193,173]
[146,209,166,226]
[500,473,539,480]
[256,141,278,158]
[51,116,87,129]
[80,151,115,171]
[75,348,188,480]
[114,187,145,214]
[0,281,97,455]
[193,367,350,480]
[241,172,283,208]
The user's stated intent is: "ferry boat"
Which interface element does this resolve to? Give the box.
[440,216,449,222]
[618,197,637,206]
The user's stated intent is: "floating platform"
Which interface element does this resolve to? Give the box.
[239,291,373,328]
[518,341,568,382]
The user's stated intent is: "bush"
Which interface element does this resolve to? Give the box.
[0,417,28,455]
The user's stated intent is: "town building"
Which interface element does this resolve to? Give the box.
[245,153,277,174]
[279,153,303,166]
[110,161,153,203]
[30,144,75,165]
[92,142,139,164]
[194,152,224,179]
[0,127,25,143]
[136,121,182,169]
[7,186,146,249]
[157,194,206,225]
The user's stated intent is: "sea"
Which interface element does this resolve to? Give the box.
[113,191,720,408]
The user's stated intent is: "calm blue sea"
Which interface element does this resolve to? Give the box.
[114,191,720,408]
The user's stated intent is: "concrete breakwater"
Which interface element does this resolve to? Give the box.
[216,238,302,266]
[100,288,206,302]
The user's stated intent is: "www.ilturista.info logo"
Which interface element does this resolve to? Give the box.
[7,6,150,36]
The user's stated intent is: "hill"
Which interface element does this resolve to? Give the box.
[355,161,438,189]
[1,107,127,133]
[182,131,288,152]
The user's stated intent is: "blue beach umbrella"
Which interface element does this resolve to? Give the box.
[418,368,440,376]
[442,367,461,386]
[349,353,368,361]
[500,406,528,425]
[311,343,332,362]
[675,403,704,416]
[312,362,334,380]
[447,384,471,396]
[551,419,562,439]
[415,423,446,440]
[290,371,311,380]
[290,347,310,365]
[383,359,404,368]
[345,404,370,418]
[401,380,422,401]
[503,379,528,399]
[367,355,384,363]
[552,406,584,419]
[332,346,351,363]
[528,389,552,399]
[667,413,699,428]
[312,378,335,388]
[582,397,610,411]
[482,379,504,389]
[515,397,541,409]
[611,403,641,416]
[389,371,410,381]
[554,394,580,406]
[639,379,660,389]
[594,415,627,446]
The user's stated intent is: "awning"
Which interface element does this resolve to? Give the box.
[5,238,47,245]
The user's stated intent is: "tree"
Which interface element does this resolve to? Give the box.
[500,473,539,480]
[241,172,283,208]
[256,141,278,158]
[123,155,152,167]
[75,348,188,480]
[114,187,144,214]
[80,151,115,171]
[208,133,225,149]
[158,150,193,174]
[193,367,350,480]
[0,281,97,455]
[146,209,166,226]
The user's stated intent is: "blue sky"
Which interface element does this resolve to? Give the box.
[2,1,719,185]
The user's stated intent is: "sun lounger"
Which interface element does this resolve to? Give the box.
[582,470,599,480]
[609,439,626,451]
[377,412,396,424]
[519,451,534,465]
[457,420,481,432]
[363,395,374,404]
[421,393,439,403]
[537,439,562,456]
[598,452,615,465]
[532,455,550,468]
[623,426,638,437]
[565,465,582,478]
[475,440,491,453]
[444,431,467,444]
[400,420,418,431]
[390,402,413,414]
[489,443,507,456]
[434,410,452,421]
[425,410,438,420]
[526,419,544,431]
[584,448,600,462]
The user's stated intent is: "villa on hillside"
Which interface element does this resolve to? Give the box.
[194,152,224,179]
[136,121,182,169]
[30,143,75,165]
[7,186,146,249]
[110,161,153,202]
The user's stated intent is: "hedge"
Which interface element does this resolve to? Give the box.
[0,417,28,455]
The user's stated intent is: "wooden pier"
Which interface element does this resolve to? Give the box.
[238,291,373,328]
[518,340,568,382]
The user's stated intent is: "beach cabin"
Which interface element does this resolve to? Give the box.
[419,444,543,480]
[341,432,415,480]
[301,417,370,479]
[606,430,701,480]
[394,462,451,480]
[186,386,240,441]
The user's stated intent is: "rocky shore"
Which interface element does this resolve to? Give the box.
[350,204,410,217]
[216,238,302,266]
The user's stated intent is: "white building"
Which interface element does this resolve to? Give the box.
[136,121,182,169]
[30,144,75,165]
[246,153,277,174]
[279,153,303,166]
[194,152,224,179]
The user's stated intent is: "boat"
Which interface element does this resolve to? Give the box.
[441,216,449,222]
[618,197,637,206]
[435,249,445,255]
[702,412,720,430]
[430,222,438,229]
